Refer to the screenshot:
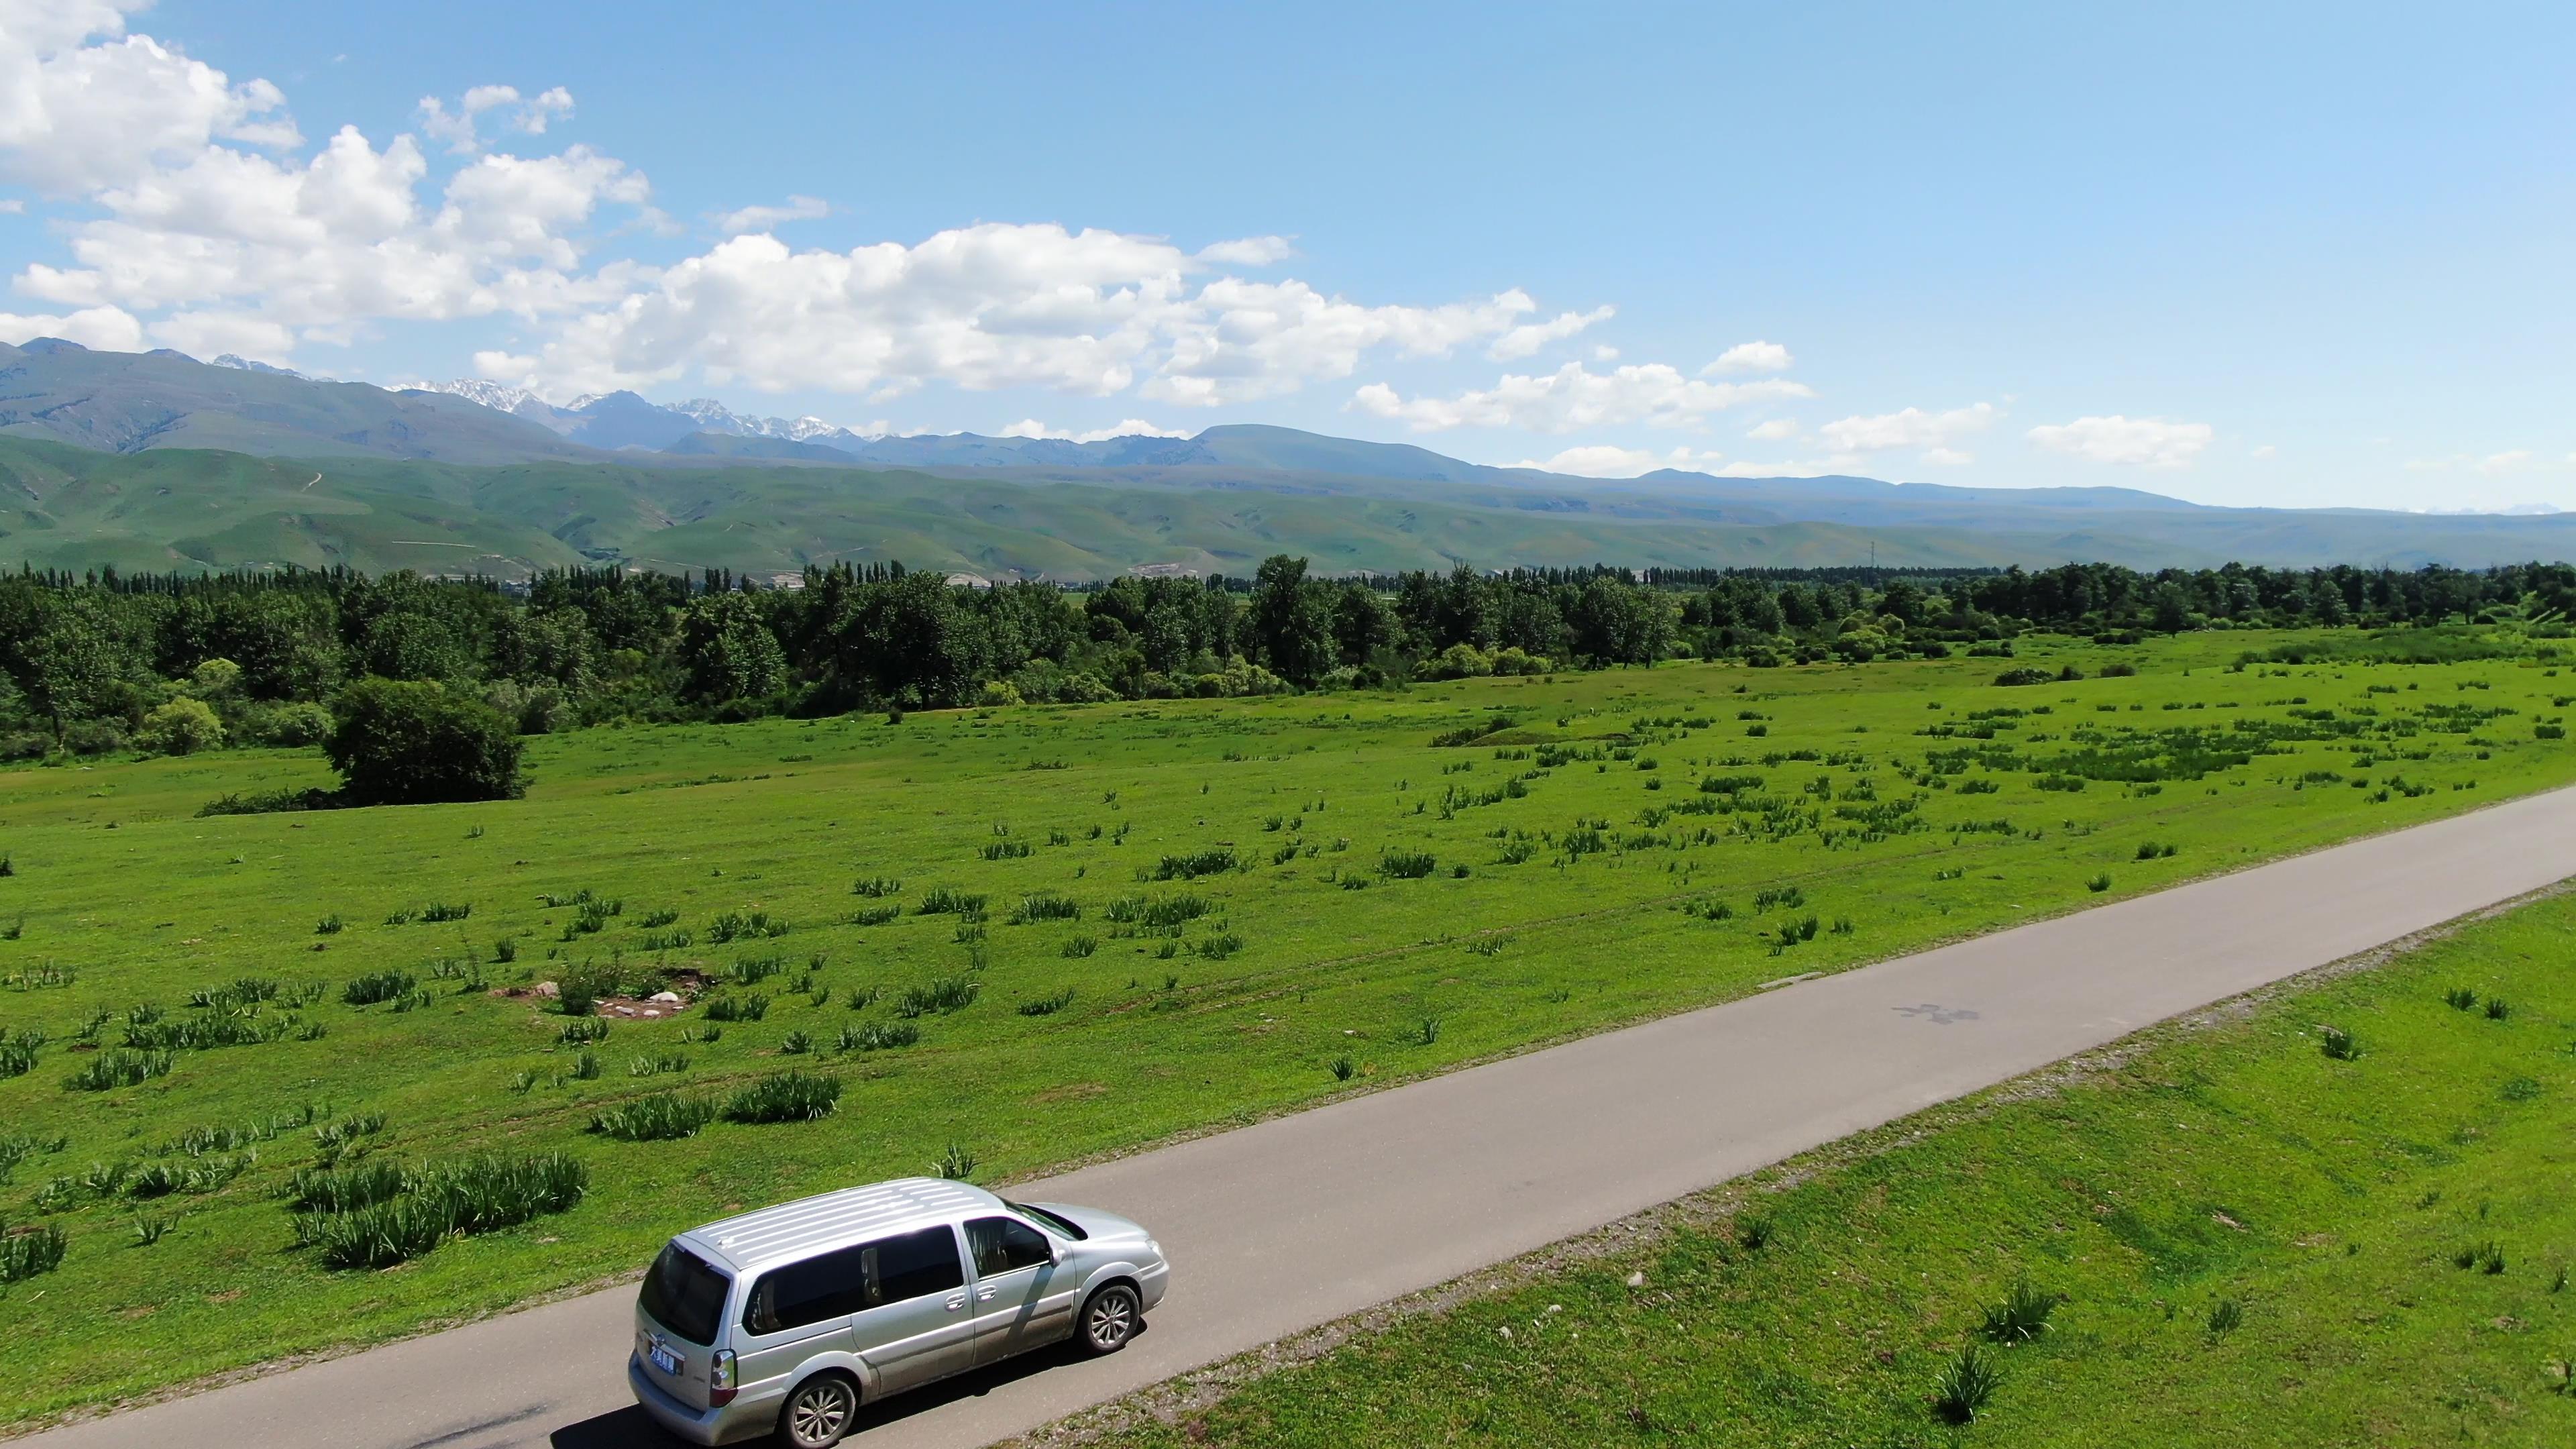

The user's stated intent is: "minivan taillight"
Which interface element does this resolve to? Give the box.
[708,1348,738,1407]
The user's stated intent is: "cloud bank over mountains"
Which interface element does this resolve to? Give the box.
[0,0,2243,486]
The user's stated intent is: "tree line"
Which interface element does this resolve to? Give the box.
[0,555,2565,763]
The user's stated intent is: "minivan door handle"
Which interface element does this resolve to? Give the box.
[945,1293,967,1311]
[976,1286,996,1301]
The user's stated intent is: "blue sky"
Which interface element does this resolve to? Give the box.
[3,1,2571,510]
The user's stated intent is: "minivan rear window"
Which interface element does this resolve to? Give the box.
[639,1242,732,1346]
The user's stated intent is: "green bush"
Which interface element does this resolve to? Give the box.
[341,971,416,1006]
[138,698,225,756]
[914,888,987,916]
[722,1071,841,1124]
[1009,892,1082,924]
[1378,847,1438,879]
[895,977,979,1018]
[701,994,769,1022]
[1104,894,1211,929]
[1994,667,2054,687]
[290,1160,411,1214]
[1931,1342,2002,1423]
[0,1218,67,1283]
[1152,848,1237,880]
[0,1028,40,1079]
[1978,1277,2063,1344]
[588,1091,716,1142]
[253,701,334,747]
[65,1049,173,1091]
[296,1152,588,1269]
[706,910,787,943]
[839,1021,919,1052]
[1018,988,1077,1017]
[323,678,526,806]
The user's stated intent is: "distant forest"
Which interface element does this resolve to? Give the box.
[1,556,2568,759]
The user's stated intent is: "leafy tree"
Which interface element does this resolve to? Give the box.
[1250,555,1336,686]
[679,592,788,704]
[2151,583,2193,634]
[323,679,525,805]
[138,698,225,755]
[360,610,468,681]
[835,572,990,707]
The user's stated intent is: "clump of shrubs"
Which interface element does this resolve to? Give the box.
[590,1092,717,1142]
[1378,847,1438,879]
[1152,849,1237,881]
[896,977,979,1018]
[293,1153,587,1269]
[1010,892,1082,924]
[723,1071,841,1124]
[341,971,416,1006]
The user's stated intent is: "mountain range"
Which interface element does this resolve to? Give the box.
[3,337,2569,578]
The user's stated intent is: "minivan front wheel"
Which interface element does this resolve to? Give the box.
[1079,1283,1141,1355]
[777,1372,859,1449]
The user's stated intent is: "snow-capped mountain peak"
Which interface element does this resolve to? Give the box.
[213,354,311,380]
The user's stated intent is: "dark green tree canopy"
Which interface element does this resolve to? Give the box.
[323,678,526,806]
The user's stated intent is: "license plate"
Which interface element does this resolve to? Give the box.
[647,1338,682,1375]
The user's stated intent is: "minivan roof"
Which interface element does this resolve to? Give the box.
[681,1177,1002,1272]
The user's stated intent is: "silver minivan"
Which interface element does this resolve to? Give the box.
[627,1177,1171,1447]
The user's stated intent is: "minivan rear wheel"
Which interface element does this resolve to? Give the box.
[777,1372,859,1449]
[1078,1283,1141,1355]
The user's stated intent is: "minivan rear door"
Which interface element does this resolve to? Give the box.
[849,1224,977,1393]
[636,1242,735,1410]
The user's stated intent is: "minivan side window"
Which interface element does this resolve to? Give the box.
[742,1225,967,1334]
[743,1241,873,1336]
[863,1224,967,1306]
[965,1216,1053,1277]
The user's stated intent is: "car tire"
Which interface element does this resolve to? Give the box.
[776,1371,859,1449]
[1077,1282,1142,1356]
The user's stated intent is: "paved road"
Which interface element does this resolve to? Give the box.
[30,785,2576,1449]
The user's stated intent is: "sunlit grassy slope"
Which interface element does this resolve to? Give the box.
[1,629,2571,1420]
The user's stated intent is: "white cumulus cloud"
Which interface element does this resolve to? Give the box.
[1745,418,1800,441]
[0,0,299,195]
[2026,414,2214,468]
[1704,339,1792,375]
[1352,360,1813,433]
[1817,402,1996,461]
[417,85,572,154]
[715,195,830,235]
[1488,304,1613,361]
[1193,235,1294,266]
[1001,417,1190,443]
[1511,443,1735,478]
[0,304,145,350]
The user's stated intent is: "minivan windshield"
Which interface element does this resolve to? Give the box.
[1006,1201,1087,1240]
[639,1242,732,1345]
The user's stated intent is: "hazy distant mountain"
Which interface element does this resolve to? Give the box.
[5,341,2570,576]
[407,379,887,454]
[0,339,595,464]
[211,354,315,380]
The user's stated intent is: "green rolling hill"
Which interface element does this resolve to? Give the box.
[5,434,2571,578]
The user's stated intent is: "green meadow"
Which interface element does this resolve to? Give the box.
[0,628,2571,1421]
[1086,869,2576,1449]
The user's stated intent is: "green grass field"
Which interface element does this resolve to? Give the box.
[1079,881,2576,1448]
[1,629,2571,1423]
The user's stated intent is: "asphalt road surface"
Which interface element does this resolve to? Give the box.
[30,784,2576,1449]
